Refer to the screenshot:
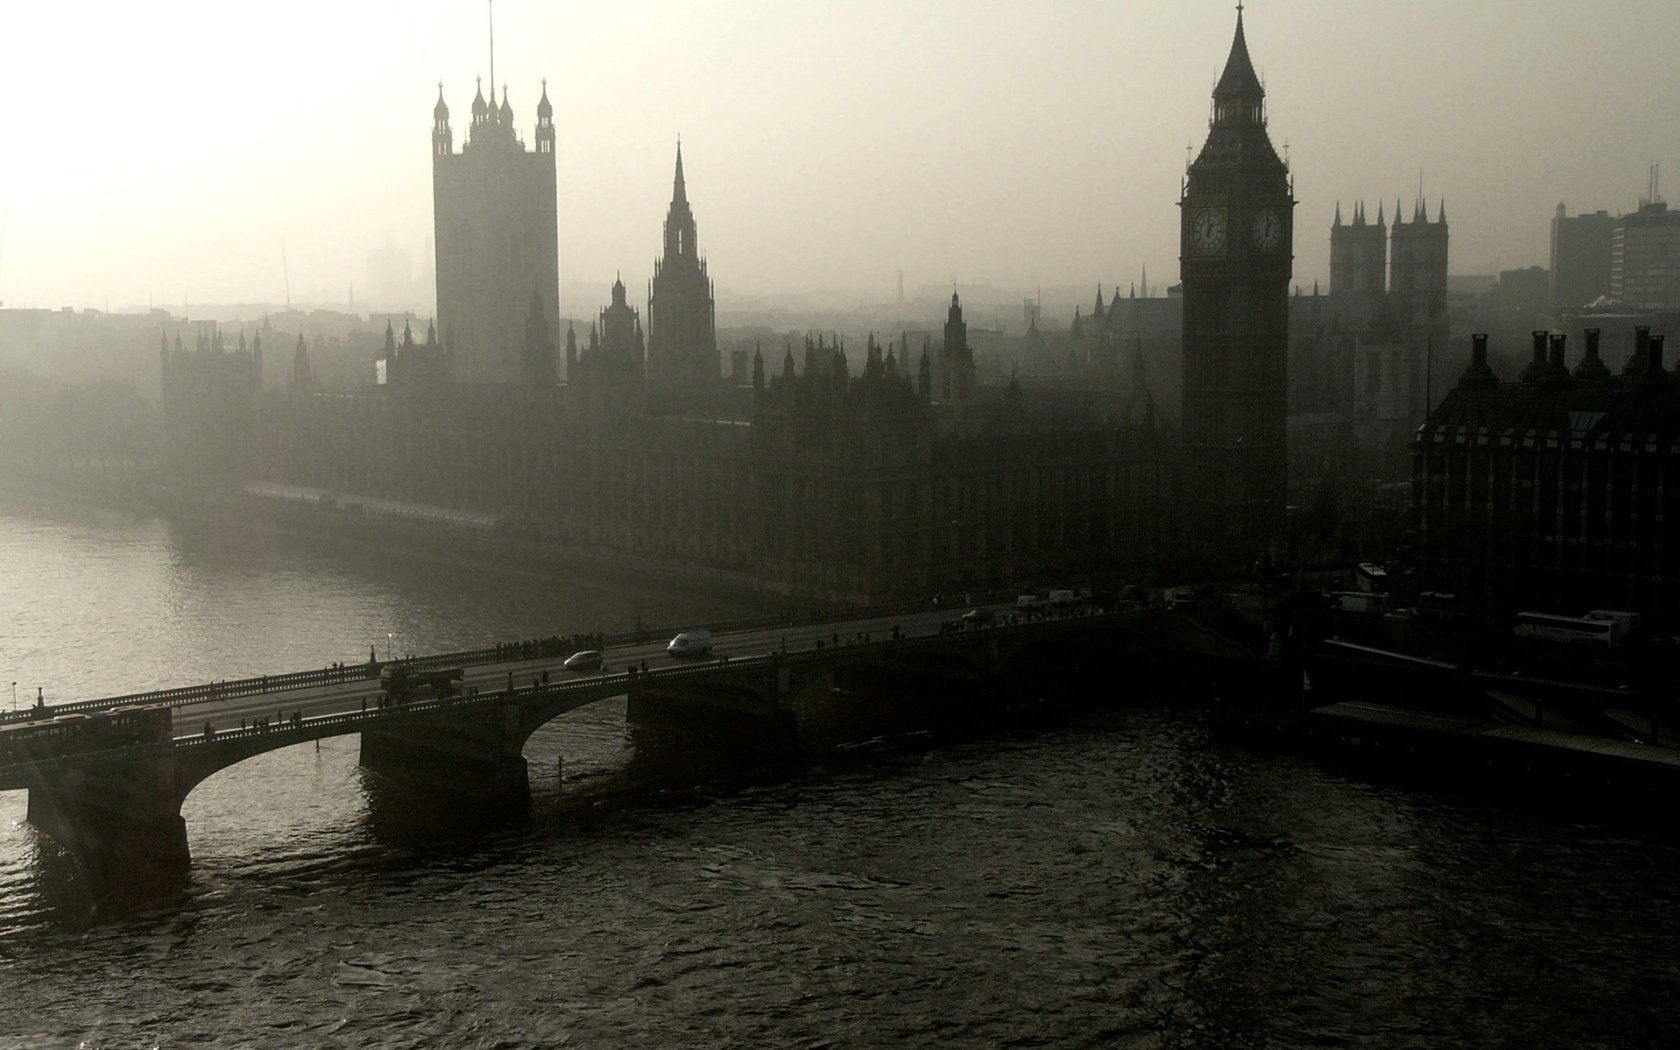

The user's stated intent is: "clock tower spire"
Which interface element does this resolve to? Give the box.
[1177,4,1294,567]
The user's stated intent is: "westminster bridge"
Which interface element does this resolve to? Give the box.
[0,602,1164,901]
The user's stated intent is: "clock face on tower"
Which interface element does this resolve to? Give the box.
[1190,208,1226,254]
[1252,208,1283,252]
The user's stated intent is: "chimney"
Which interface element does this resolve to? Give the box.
[1626,325,1652,375]
[1573,327,1611,380]
[1548,333,1567,373]
[1522,330,1550,383]
[1460,332,1498,389]
[1651,335,1666,375]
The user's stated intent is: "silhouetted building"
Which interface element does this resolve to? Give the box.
[1415,327,1680,614]
[162,18,1321,600]
[595,277,647,378]
[161,327,262,481]
[290,334,313,392]
[1551,205,1616,313]
[568,277,647,417]
[1391,198,1451,379]
[750,334,1162,597]
[432,78,559,385]
[377,318,453,389]
[1611,200,1680,311]
[937,293,976,403]
[1294,196,1450,470]
[646,143,719,386]
[1329,201,1389,329]
[1178,7,1294,566]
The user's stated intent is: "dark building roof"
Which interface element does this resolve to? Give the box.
[1421,328,1677,453]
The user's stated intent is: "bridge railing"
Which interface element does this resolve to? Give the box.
[0,610,1142,778]
[0,587,1039,725]
[0,663,383,725]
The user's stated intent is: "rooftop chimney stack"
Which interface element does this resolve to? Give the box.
[1522,330,1550,383]
[1626,325,1652,375]
[1573,327,1611,380]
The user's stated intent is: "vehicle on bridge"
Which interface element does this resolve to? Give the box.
[0,703,173,764]
[563,650,604,672]
[666,630,714,658]
[379,666,465,704]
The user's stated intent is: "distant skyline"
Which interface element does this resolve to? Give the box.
[3,0,1677,313]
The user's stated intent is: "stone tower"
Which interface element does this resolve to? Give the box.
[1390,197,1450,416]
[938,292,975,403]
[646,142,719,385]
[1329,200,1387,329]
[1178,6,1294,563]
[431,72,560,386]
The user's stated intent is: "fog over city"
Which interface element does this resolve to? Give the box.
[4,0,1677,314]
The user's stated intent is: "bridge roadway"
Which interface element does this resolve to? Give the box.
[174,602,998,739]
[1,601,1144,903]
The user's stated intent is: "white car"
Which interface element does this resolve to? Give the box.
[667,630,714,657]
[563,650,603,672]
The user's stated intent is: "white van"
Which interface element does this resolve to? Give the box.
[1048,589,1077,608]
[1017,594,1046,610]
[666,630,714,658]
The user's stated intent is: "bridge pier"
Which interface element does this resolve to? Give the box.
[359,704,531,806]
[25,755,192,903]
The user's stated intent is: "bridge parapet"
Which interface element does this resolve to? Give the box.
[1,588,1038,725]
[0,606,1150,903]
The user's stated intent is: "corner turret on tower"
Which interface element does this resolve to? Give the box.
[535,79,554,155]
[433,83,452,158]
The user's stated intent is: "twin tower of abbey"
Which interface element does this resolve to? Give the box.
[162,11,1292,600]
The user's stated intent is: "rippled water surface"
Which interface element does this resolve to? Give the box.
[2,493,1678,1048]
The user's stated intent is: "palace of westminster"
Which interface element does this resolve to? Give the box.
[158,12,1680,613]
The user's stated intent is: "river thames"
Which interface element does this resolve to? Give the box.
[2,494,1678,1048]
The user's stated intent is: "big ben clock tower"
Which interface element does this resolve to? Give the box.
[1179,4,1293,567]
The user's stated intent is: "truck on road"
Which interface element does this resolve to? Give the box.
[380,666,465,704]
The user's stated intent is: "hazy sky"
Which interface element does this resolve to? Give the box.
[3,0,1677,313]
